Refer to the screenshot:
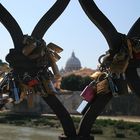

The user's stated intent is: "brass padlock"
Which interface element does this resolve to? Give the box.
[110,59,129,74]
[47,43,63,53]
[96,72,110,94]
[96,79,110,94]
[49,53,61,79]
[109,51,129,74]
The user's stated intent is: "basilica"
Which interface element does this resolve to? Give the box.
[60,51,95,77]
[65,51,82,72]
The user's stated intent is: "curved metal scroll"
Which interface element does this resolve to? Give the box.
[43,96,76,138]
[78,0,122,53]
[126,18,140,97]
[0,2,77,139]
[127,18,140,38]
[77,0,115,138]
[0,4,24,50]
[77,93,112,138]
[31,0,70,39]
[78,0,140,138]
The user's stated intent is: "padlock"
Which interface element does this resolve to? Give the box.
[0,76,9,94]
[112,73,128,95]
[107,75,118,97]
[51,62,61,79]
[27,89,34,108]
[0,74,8,88]
[31,79,46,96]
[19,91,27,102]
[18,83,28,102]
[47,43,63,53]
[10,79,20,104]
[94,72,109,94]
[6,77,10,91]
[76,100,90,114]
[53,52,61,61]
[39,75,57,96]
[48,53,61,79]
[96,79,110,94]
[109,52,129,74]
[27,79,39,87]
[80,81,96,102]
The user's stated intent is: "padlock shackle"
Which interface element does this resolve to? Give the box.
[78,0,122,53]
[0,4,24,51]
[31,0,70,39]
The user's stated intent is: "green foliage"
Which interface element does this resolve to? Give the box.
[0,59,2,65]
[115,131,125,138]
[79,76,93,90]
[72,116,81,123]
[91,124,103,134]
[115,120,126,129]
[60,74,92,91]
[95,119,117,127]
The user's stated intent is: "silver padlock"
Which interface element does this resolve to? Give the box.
[77,100,90,114]
[107,75,118,97]
[11,79,20,104]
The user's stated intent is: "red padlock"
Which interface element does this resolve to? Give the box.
[133,52,140,59]
[28,79,39,87]
[80,85,96,102]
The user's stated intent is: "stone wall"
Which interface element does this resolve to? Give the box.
[7,91,82,115]
[5,91,140,116]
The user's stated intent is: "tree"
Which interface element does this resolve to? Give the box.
[60,74,92,91]
[79,76,93,90]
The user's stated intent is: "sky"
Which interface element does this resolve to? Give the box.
[0,0,140,70]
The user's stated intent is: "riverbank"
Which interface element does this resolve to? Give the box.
[0,123,61,140]
[0,113,140,139]
[97,115,140,123]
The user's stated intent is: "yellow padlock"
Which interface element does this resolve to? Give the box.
[47,43,63,53]
[49,53,61,79]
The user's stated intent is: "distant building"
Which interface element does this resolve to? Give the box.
[64,51,82,72]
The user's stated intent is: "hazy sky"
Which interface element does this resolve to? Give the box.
[0,0,140,70]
